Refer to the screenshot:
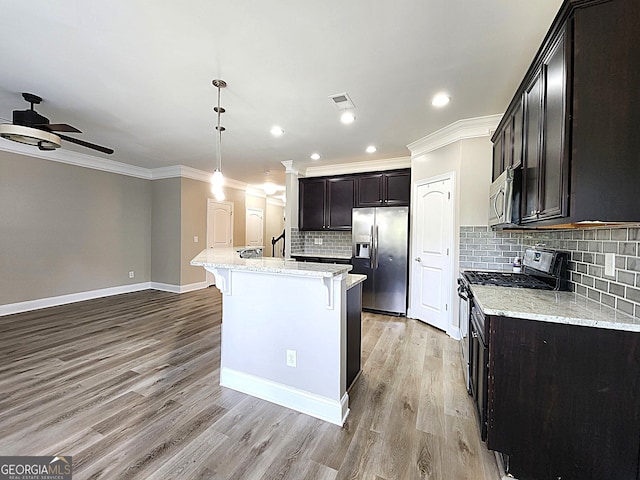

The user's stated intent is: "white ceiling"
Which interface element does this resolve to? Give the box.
[0,0,562,189]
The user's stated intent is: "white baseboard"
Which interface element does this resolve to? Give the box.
[0,281,209,317]
[220,367,350,426]
[0,282,150,317]
[150,281,207,293]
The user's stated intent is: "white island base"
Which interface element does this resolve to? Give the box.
[191,249,357,426]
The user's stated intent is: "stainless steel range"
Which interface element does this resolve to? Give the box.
[457,247,568,440]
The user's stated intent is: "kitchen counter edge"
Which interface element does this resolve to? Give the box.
[191,249,351,278]
[470,284,640,332]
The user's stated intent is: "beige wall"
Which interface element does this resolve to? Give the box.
[225,187,246,247]
[265,201,285,257]
[1,151,290,306]
[1,151,151,305]
[180,178,208,285]
[459,137,493,225]
[151,178,181,285]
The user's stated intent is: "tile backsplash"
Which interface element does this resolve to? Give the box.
[460,225,640,318]
[290,228,352,256]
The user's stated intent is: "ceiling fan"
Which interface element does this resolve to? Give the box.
[0,93,113,154]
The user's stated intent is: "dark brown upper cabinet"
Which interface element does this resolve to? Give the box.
[298,178,326,231]
[299,176,355,231]
[299,168,411,231]
[491,0,640,226]
[356,170,410,207]
[492,99,521,182]
[521,32,569,224]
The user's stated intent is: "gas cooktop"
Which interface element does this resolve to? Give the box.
[461,248,570,291]
[462,270,553,290]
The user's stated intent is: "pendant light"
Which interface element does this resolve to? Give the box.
[211,79,227,201]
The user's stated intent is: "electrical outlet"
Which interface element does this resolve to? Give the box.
[128,271,135,279]
[314,238,323,245]
[604,253,615,277]
[286,349,297,367]
[194,235,199,243]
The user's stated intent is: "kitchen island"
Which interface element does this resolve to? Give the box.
[191,248,365,426]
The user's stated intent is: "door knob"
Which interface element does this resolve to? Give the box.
[415,257,422,262]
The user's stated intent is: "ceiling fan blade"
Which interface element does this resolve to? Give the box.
[37,123,82,133]
[57,133,114,155]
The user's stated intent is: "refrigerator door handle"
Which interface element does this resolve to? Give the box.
[374,225,379,269]
[369,225,374,268]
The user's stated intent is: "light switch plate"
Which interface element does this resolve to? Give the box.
[286,349,297,367]
[604,253,615,277]
[194,235,199,243]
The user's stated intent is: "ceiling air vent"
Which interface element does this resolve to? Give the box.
[328,92,355,110]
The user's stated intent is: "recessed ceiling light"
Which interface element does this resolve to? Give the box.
[310,153,320,160]
[432,94,451,107]
[340,112,356,124]
[366,145,377,153]
[270,126,285,137]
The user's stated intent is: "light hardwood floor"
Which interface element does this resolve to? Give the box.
[0,288,500,479]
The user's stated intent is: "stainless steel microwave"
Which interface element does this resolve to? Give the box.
[488,167,520,227]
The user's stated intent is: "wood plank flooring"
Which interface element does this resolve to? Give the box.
[0,288,500,479]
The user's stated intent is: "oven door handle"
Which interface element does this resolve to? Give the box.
[457,283,471,301]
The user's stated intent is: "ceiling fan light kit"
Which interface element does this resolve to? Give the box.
[0,124,62,150]
[0,92,114,154]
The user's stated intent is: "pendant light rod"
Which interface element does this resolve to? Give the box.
[212,79,227,172]
[211,79,227,200]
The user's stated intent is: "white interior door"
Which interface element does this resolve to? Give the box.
[410,174,454,333]
[207,199,234,285]
[246,208,264,247]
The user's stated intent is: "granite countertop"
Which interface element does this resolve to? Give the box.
[471,284,640,332]
[191,248,351,278]
[346,274,366,289]
[290,252,353,260]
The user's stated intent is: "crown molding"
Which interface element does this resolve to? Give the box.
[151,165,206,181]
[407,114,503,157]
[0,142,252,189]
[281,160,298,175]
[302,156,411,178]
[0,139,151,179]
[246,187,267,198]
[267,197,285,207]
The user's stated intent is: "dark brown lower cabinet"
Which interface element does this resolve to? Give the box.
[346,283,362,390]
[487,316,640,480]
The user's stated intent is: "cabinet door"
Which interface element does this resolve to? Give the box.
[538,33,568,220]
[492,134,504,182]
[384,171,411,205]
[522,69,543,223]
[511,98,524,169]
[356,174,384,206]
[503,121,514,171]
[299,178,326,230]
[488,316,640,480]
[326,177,355,230]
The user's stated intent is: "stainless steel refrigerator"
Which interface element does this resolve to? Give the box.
[351,207,409,315]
